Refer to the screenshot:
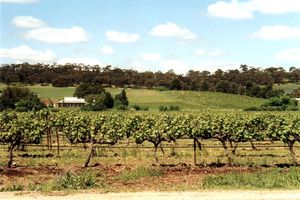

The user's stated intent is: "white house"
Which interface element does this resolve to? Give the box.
[55,97,86,107]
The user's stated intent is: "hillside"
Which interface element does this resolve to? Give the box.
[0,84,264,111]
[273,83,300,94]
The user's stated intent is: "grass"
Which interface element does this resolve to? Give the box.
[202,168,300,189]
[0,184,24,192]
[274,83,300,94]
[118,166,163,182]
[0,83,264,110]
[31,171,104,192]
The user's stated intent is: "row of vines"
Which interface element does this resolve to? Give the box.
[1,110,300,168]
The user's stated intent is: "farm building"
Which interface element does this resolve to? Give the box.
[55,97,86,107]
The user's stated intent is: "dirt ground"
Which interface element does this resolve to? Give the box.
[0,164,260,191]
[1,191,300,200]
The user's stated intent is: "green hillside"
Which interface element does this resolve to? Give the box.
[0,84,264,111]
[274,83,300,94]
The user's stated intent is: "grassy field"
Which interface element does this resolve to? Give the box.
[274,83,300,94]
[0,84,264,111]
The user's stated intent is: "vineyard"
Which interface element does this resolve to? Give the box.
[1,110,300,169]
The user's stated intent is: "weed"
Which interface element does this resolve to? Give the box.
[119,166,163,182]
[202,168,300,189]
[0,184,24,192]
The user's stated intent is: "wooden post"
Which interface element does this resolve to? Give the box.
[193,139,197,166]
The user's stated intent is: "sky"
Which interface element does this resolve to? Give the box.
[0,0,300,74]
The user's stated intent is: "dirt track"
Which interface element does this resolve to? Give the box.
[1,191,300,200]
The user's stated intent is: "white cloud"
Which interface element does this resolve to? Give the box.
[141,53,161,61]
[25,26,88,44]
[207,0,300,20]
[100,46,114,55]
[252,0,300,15]
[196,61,240,72]
[195,49,225,57]
[252,25,300,40]
[105,31,140,43]
[57,57,101,65]
[275,48,300,62]
[207,0,254,20]
[160,59,189,74]
[0,0,37,3]
[12,16,45,29]
[150,22,198,40]
[0,45,56,63]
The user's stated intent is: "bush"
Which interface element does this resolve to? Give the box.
[169,105,180,111]
[132,104,149,111]
[159,105,180,111]
[0,86,45,111]
[154,86,169,91]
[132,104,141,111]
[115,104,128,111]
[114,89,129,106]
[243,107,261,111]
[15,106,28,112]
[159,105,168,112]
[261,95,298,111]
[53,171,97,190]
[83,92,114,111]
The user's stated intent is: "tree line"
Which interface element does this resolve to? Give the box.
[1,63,299,98]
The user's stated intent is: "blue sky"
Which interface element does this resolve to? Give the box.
[1,0,300,74]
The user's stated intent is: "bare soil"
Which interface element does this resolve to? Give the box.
[1,191,300,200]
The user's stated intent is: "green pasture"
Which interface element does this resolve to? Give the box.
[0,84,264,111]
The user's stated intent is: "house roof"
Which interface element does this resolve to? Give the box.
[41,99,54,106]
[58,97,86,104]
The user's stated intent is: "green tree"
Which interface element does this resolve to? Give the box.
[115,89,129,106]
[74,83,105,98]
[0,86,44,111]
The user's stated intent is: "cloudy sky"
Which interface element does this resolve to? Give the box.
[1,0,300,74]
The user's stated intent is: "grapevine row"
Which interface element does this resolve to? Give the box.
[0,110,300,167]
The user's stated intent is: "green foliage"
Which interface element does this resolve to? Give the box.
[83,92,114,111]
[159,105,180,111]
[119,167,163,182]
[0,111,45,167]
[0,86,44,111]
[203,168,300,189]
[3,110,300,167]
[261,96,298,111]
[154,86,169,91]
[53,171,97,190]
[114,89,129,106]
[74,83,105,98]
[0,184,24,192]
[131,104,149,111]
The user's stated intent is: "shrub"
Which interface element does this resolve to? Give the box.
[243,107,261,111]
[260,95,298,111]
[159,105,180,111]
[53,171,96,190]
[132,105,149,111]
[132,104,141,111]
[115,104,128,111]
[159,105,168,112]
[114,89,129,106]
[154,86,169,91]
[169,105,180,111]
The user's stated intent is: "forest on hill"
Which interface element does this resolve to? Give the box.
[1,63,300,98]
